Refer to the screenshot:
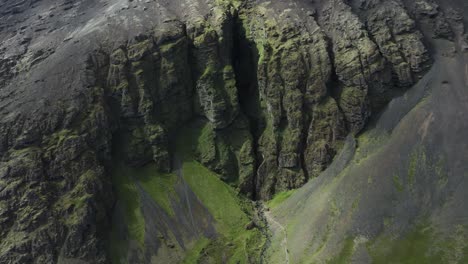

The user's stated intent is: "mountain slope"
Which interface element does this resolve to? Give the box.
[266,0,468,262]
[0,0,466,263]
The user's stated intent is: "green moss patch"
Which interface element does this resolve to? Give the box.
[176,121,265,263]
[137,164,178,216]
[408,150,418,188]
[182,161,248,233]
[111,164,145,246]
[110,162,179,248]
[328,237,355,264]
[367,225,441,264]
[267,190,296,209]
[179,161,264,263]
[392,174,404,193]
[367,224,468,264]
[182,237,211,264]
[196,122,217,164]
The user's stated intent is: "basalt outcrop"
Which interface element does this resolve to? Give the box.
[0,0,463,263]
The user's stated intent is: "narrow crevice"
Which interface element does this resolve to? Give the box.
[231,13,264,200]
[299,96,312,181]
[323,34,350,134]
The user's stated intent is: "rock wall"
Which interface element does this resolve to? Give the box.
[0,0,460,262]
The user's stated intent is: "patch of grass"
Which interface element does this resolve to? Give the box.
[267,190,295,208]
[351,194,361,211]
[442,225,468,263]
[42,129,79,152]
[182,160,248,234]
[57,170,96,211]
[111,164,145,247]
[330,199,340,217]
[175,121,265,262]
[201,63,217,79]
[110,162,179,247]
[435,156,448,188]
[393,174,404,193]
[354,130,390,164]
[462,238,468,263]
[196,122,216,163]
[328,237,355,264]
[64,194,91,210]
[408,150,418,188]
[54,170,101,227]
[182,237,211,264]
[109,163,180,263]
[215,0,242,9]
[138,164,178,217]
[159,38,184,53]
[181,160,264,263]
[367,224,444,264]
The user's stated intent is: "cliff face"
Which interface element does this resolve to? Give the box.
[237,0,432,199]
[0,0,465,263]
[266,0,468,263]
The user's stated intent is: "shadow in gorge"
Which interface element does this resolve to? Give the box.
[232,14,266,200]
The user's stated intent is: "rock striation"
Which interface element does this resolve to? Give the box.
[0,0,461,262]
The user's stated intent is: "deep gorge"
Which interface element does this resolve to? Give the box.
[0,0,467,263]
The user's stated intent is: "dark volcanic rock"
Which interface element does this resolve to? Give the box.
[0,0,464,263]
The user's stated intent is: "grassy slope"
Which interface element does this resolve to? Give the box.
[108,119,264,263]
[267,190,296,209]
[108,164,145,264]
[108,162,178,263]
[177,120,264,263]
[270,129,468,264]
[327,237,355,264]
[181,160,263,263]
[366,223,468,264]
[138,165,178,216]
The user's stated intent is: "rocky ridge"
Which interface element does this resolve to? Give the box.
[0,0,463,262]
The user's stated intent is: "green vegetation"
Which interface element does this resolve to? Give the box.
[392,174,404,193]
[328,237,355,264]
[108,119,264,263]
[408,151,418,188]
[267,190,295,209]
[108,162,179,263]
[127,40,151,60]
[159,38,184,53]
[138,165,178,216]
[108,163,149,264]
[367,223,468,264]
[182,161,249,233]
[182,237,211,264]
[196,122,216,163]
[54,170,99,226]
[177,121,265,263]
[181,160,263,263]
[62,194,91,211]
[42,129,79,153]
[354,129,390,164]
[111,164,145,246]
[406,146,450,191]
[201,64,216,79]
[351,194,361,211]
[435,156,448,188]
[109,162,178,252]
[367,224,442,264]
[215,0,242,7]
[330,199,340,217]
